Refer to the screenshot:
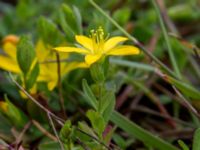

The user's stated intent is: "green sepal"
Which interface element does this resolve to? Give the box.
[17,35,35,76]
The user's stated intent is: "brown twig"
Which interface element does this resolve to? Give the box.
[172,85,200,119]
[128,76,177,128]
[0,145,10,150]
[132,105,194,127]
[155,69,200,119]
[32,120,57,141]
[56,52,67,118]
[147,30,160,53]
[129,74,157,110]
[14,121,32,149]
[47,112,65,150]
[193,46,200,63]
[116,85,133,110]
[159,128,194,139]
[8,72,65,125]
[155,0,178,34]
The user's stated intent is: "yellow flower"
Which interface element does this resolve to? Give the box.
[36,40,87,90]
[0,35,21,73]
[0,35,87,92]
[54,27,140,66]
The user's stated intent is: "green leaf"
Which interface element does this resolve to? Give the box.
[113,8,131,25]
[192,128,200,150]
[16,0,36,19]
[111,111,178,150]
[58,4,82,42]
[17,35,35,75]
[86,109,106,137]
[37,16,63,46]
[110,58,155,72]
[59,120,74,143]
[58,9,75,42]
[113,133,127,149]
[72,6,82,34]
[178,140,189,150]
[38,141,60,150]
[103,126,115,145]
[0,113,13,142]
[1,96,29,129]
[25,62,39,90]
[77,121,97,142]
[90,63,105,83]
[61,4,77,33]
[82,79,98,110]
[99,90,115,115]
[100,91,115,123]
[167,76,200,99]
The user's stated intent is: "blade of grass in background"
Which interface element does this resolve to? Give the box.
[151,0,181,79]
[193,128,200,150]
[111,111,179,150]
[110,58,155,72]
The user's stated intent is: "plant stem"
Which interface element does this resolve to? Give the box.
[32,120,57,141]
[172,86,200,119]
[151,0,181,79]
[47,112,65,150]
[56,52,67,118]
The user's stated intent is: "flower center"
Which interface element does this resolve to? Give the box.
[90,27,105,54]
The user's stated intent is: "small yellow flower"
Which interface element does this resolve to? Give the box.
[35,40,87,90]
[54,27,140,66]
[0,35,21,73]
[0,35,87,91]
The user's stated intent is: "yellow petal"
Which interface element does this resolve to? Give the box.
[54,47,89,54]
[75,35,93,52]
[37,63,58,90]
[62,62,88,74]
[106,45,140,56]
[0,56,20,73]
[2,42,17,59]
[48,80,57,91]
[85,54,102,66]
[37,73,57,90]
[0,101,8,112]
[104,36,128,52]
[2,35,19,45]
[35,40,49,61]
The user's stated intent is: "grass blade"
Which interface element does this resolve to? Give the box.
[151,0,181,79]
[111,111,179,150]
[110,58,155,72]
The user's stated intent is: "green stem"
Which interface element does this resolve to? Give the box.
[98,82,104,113]
[89,0,177,79]
[151,0,181,79]
[111,111,179,150]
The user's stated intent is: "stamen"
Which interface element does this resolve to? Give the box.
[89,27,106,54]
